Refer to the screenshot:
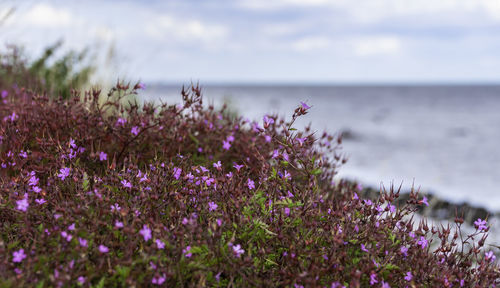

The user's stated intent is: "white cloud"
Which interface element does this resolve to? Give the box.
[17,3,75,28]
[145,15,228,47]
[291,36,331,52]
[353,36,401,56]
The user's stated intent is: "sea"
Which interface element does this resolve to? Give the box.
[142,84,500,214]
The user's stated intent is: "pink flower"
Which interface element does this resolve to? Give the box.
[247,178,255,190]
[183,246,192,258]
[222,140,231,150]
[369,273,378,285]
[121,180,132,188]
[227,135,235,142]
[400,246,408,257]
[98,245,109,253]
[284,207,290,216]
[116,117,127,126]
[404,271,413,281]
[12,248,26,263]
[156,239,165,249]
[115,221,124,228]
[139,225,152,241]
[79,238,88,247]
[232,244,245,258]
[131,126,140,136]
[263,115,274,128]
[213,161,222,170]
[173,167,182,180]
[16,198,29,212]
[152,274,166,285]
[417,236,428,249]
[208,201,218,211]
[35,198,46,205]
[474,218,488,231]
[77,276,86,284]
[420,196,429,206]
[99,152,107,161]
[485,251,496,262]
[58,167,70,180]
[233,163,244,172]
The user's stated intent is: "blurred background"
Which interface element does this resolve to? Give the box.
[1,0,500,213]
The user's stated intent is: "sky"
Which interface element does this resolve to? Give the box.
[1,0,500,84]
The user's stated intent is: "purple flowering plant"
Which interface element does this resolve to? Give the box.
[0,82,497,287]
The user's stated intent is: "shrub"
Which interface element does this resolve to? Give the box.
[0,83,498,287]
[0,42,94,100]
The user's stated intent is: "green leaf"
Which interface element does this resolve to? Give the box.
[311,168,322,175]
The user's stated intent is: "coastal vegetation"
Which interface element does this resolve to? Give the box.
[0,47,498,287]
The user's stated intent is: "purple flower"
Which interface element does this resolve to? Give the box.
[400,246,408,257]
[98,245,109,253]
[300,101,311,110]
[213,161,222,170]
[58,167,70,180]
[404,271,413,281]
[173,167,182,180]
[183,246,192,258]
[222,140,231,150]
[32,186,42,193]
[361,244,369,253]
[232,244,245,258]
[99,152,107,161]
[369,273,378,285]
[139,225,152,241]
[389,204,396,213]
[247,178,255,190]
[1,90,8,98]
[16,198,29,212]
[111,203,121,212]
[152,274,166,285]
[283,170,291,180]
[121,180,132,188]
[263,115,274,127]
[115,221,124,228]
[485,251,496,262]
[295,137,306,146]
[233,163,244,172]
[116,117,127,126]
[12,248,26,263]
[137,82,146,89]
[474,218,488,231]
[417,236,428,249]
[227,135,235,142]
[284,207,290,216]
[77,276,86,284]
[68,223,76,231]
[79,238,88,247]
[420,196,429,206]
[208,201,218,211]
[131,126,140,136]
[381,281,390,288]
[265,135,272,142]
[28,175,39,186]
[35,198,46,205]
[156,239,165,249]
